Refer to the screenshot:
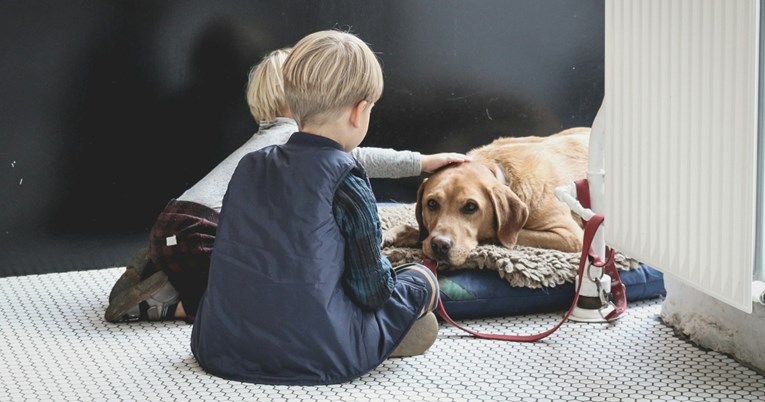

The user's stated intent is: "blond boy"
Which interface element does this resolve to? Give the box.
[190,30,442,385]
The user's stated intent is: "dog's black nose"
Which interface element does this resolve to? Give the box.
[430,236,453,259]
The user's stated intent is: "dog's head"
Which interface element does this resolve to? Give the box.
[415,160,529,266]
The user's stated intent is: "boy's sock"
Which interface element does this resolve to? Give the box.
[137,300,179,321]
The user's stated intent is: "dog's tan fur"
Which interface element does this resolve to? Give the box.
[387,127,589,266]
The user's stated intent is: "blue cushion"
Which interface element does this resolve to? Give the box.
[439,264,665,319]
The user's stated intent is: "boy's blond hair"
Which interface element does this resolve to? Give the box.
[246,48,291,124]
[282,30,384,127]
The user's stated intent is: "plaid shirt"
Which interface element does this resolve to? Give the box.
[333,170,396,309]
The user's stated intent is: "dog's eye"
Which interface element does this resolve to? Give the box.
[427,199,439,211]
[462,202,478,214]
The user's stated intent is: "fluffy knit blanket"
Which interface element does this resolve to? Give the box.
[379,203,639,289]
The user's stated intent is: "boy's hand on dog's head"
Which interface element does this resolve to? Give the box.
[421,153,470,173]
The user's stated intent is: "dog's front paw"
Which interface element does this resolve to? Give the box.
[383,224,420,248]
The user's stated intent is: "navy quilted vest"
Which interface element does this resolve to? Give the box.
[190,133,384,385]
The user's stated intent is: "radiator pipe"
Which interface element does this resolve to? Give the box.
[554,101,615,322]
[587,102,607,262]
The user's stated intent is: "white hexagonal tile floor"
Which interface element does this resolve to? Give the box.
[1,267,763,401]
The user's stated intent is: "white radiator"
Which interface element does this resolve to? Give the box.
[603,0,760,312]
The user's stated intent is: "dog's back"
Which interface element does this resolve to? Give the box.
[468,127,589,194]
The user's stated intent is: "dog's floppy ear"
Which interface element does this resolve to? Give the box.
[491,184,529,248]
[414,178,429,241]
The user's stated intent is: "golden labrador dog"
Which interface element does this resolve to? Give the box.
[386,127,589,266]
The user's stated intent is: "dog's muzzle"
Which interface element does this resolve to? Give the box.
[429,235,453,261]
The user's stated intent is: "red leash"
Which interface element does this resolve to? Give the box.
[421,179,626,341]
[575,179,627,321]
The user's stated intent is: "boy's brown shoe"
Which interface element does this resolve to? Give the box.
[108,247,150,303]
[104,269,170,323]
[390,312,439,357]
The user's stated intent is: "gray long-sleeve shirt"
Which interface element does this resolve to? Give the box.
[178,117,421,211]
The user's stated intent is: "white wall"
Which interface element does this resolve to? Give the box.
[661,277,765,373]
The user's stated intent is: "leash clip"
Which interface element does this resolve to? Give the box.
[586,259,605,283]
[598,301,617,321]
[592,266,618,321]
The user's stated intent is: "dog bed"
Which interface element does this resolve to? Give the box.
[379,203,666,319]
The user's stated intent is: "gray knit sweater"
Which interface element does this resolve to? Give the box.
[177,117,422,211]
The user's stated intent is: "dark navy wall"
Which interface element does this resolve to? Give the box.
[0,0,604,277]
